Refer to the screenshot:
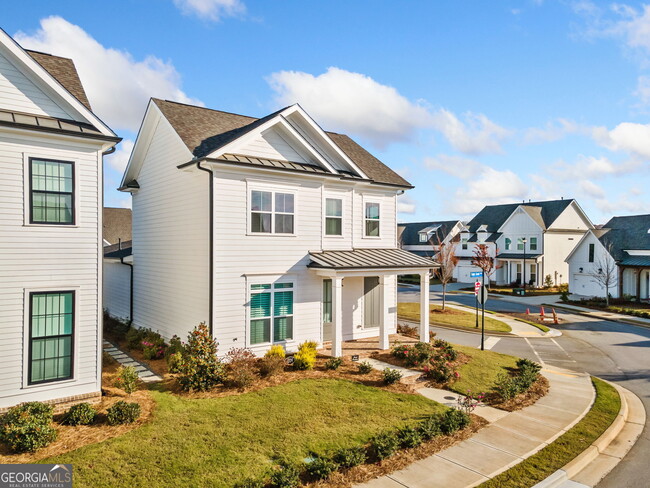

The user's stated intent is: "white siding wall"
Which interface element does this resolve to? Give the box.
[0,50,73,119]
[239,129,309,164]
[567,235,619,297]
[496,210,543,255]
[550,203,591,230]
[0,129,103,408]
[103,259,131,322]
[130,116,210,339]
[543,232,584,285]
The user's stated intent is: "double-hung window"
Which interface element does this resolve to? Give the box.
[30,158,74,225]
[461,238,468,250]
[250,282,294,344]
[365,202,380,237]
[517,238,524,251]
[325,198,342,236]
[29,291,74,384]
[419,233,428,243]
[505,238,511,250]
[250,190,294,234]
[530,237,538,251]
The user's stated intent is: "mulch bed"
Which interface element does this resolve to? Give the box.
[485,375,550,412]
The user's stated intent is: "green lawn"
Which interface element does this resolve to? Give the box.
[480,377,620,488]
[450,345,519,396]
[44,379,445,487]
[398,303,512,333]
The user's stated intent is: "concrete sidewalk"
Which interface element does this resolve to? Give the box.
[357,364,596,488]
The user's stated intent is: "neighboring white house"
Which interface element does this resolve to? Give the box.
[102,208,133,323]
[397,220,464,258]
[566,214,650,300]
[0,30,119,409]
[111,99,435,357]
[453,199,593,285]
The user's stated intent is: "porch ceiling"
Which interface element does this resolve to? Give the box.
[308,248,437,271]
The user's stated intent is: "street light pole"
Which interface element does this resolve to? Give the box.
[522,237,527,293]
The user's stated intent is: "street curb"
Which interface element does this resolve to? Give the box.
[544,303,650,330]
[532,380,644,488]
[397,317,515,337]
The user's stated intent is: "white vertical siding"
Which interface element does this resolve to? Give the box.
[130,116,210,339]
[543,232,585,285]
[238,128,309,164]
[103,259,131,322]
[0,130,103,408]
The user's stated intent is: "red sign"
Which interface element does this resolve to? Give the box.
[474,281,481,295]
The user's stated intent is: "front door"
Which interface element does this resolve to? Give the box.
[364,276,380,328]
[322,279,332,342]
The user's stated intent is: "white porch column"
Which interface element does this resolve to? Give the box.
[378,275,390,350]
[419,271,430,343]
[332,276,343,357]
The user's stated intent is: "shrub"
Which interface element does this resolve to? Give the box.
[107,401,141,425]
[293,341,317,370]
[391,341,436,367]
[370,431,399,460]
[398,425,423,448]
[62,403,96,426]
[165,335,183,357]
[324,357,343,370]
[225,348,259,389]
[177,323,225,392]
[382,368,403,385]
[544,274,554,288]
[440,409,470,434]
[306,456,338,480]
[167,351,184,374]
[560,290,569,302]
[266,345,286,358]
[333,446,366,468]
[103,313,130,342]
[234,478,265,488]
[494,373,520,401]
[357,361,373,374]
[114,365,139,394]
[269,462,301,488]
[418,415,441,439]
[0,402,57,453]
[259,356,285,377]
[142,341,165,360]
[126,326,146,350]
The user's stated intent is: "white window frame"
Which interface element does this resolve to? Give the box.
[529,237,538,251]
[324,197,343,237]
[247,277,295,347]
[505,237,511,250]
[517,238,524,251]
[248,187,296,236]
[461,238,468,250]
[419,233,428,243]
[363,200,381,238]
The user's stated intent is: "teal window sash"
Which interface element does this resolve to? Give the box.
[30,159,74,225]
[250,282,294,344]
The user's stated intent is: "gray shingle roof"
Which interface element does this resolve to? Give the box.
[308,248,436,270]
[152,99,411,188]
[103,207,132,245]
[598,214,650,264]
[104,240,132,259]
[398,220,461,246]
[466,199,575,233]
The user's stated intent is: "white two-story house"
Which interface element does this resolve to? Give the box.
[566,214,650,300]
[453,199,593,286]
[0,30,119,409]
[113,99,434,357]
[397,220,464,258]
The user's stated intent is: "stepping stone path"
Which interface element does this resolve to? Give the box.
[103,340,163,383]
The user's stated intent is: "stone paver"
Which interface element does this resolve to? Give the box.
[103,341,162,383]
[364,358,421,377]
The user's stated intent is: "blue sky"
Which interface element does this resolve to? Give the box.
[4,1,650,223]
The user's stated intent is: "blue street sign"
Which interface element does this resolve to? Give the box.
[470,271,484,277]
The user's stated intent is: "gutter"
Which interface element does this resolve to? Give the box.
[120,256,134,324]
[195,160,214,336]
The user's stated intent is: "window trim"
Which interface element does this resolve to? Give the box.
[588,243,595,263]
[363,200,381,238]
[28,157,76,226]
[529,237,538,251]
[324,197,343,237]
[248,188,296,236]
[461,238,468,250]
[517,237,524,251]
[248,280,295,346]
[27,290,75,386]
[505,237,511,250]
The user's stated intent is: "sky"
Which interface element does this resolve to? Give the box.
[4,0,650,224]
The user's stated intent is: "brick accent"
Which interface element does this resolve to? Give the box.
[0,391,102,414]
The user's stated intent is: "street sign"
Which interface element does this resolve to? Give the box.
[474,281,481,295]
[477,285,489,304]
[470,271,483,278]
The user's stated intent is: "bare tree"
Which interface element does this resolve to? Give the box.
[434,242,458,311]
[471,244,498,286]
[592,244,618,306]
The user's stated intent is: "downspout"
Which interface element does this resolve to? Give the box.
[196,160,214,336]
[117,238,134,324]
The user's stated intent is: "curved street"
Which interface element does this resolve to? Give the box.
[398,285,650,488]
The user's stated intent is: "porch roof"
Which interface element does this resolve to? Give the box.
[308,248,437,270]
[620,256,650,267]
[496,253,542,260]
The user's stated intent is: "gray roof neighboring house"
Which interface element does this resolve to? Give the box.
[398,220,461,246]
[152,99,411,188]
[104,240,132,259]
[103,207,132,245]
[598,214,650,266]
[466,199,575,233]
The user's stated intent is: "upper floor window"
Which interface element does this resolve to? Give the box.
[364,202,380,237]
[325,198,342,236]
[419,233,428,243]
[461,238,468,250]
[505,238,511,250]
[30,158,74,225]
[530,237,538,251]
[517,238,524,251]
[588,243,595,263]
[251,190,294,234]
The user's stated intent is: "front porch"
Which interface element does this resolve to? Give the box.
[497,253,542,287]
[319,333,418,358]
[308,248,437,357]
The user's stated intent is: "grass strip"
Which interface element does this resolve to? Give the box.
[479,377,620,488]
[450,345,518,396]
[398,303,511,333]
[514,317,550,333]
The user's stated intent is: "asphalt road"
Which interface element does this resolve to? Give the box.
[398,286,650,488]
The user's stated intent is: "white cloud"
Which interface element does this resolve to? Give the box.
[523,118,582,144]
[105,139,134,173]
[423,154,482,178]
[578,179,605,198]
[593,121,650,159]
[634,75,650,103]
[397,194,417,214]
[173,0,245,21]
[548,154,632,179]
[267,67,508,152]
[15,17,202,132]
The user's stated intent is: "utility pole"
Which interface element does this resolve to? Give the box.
[481,274,485,350]
[522,237,527,293]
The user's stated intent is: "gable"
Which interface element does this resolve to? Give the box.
[498,206,544,233]
[548,201,592,230]
[238,126,312,164]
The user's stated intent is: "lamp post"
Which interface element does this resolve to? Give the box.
[522,237,527,292]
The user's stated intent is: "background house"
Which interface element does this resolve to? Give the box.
[397,220,464,258]
[0,30,119,409]
[103,207,133,322]
[567,214,650,300]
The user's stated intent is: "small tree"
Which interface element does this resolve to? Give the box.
[592,244,618,306]
[177,322,225,392]
[434,242,458,311]
[544,274,554,288]
[471,244,499,286]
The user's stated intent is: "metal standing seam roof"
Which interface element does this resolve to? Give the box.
[496,253,543,260]
[218,154,334,174]
[619,256,650,267]
[0,108,110,139]
[104,240,133,259]
[308,248,437,270]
